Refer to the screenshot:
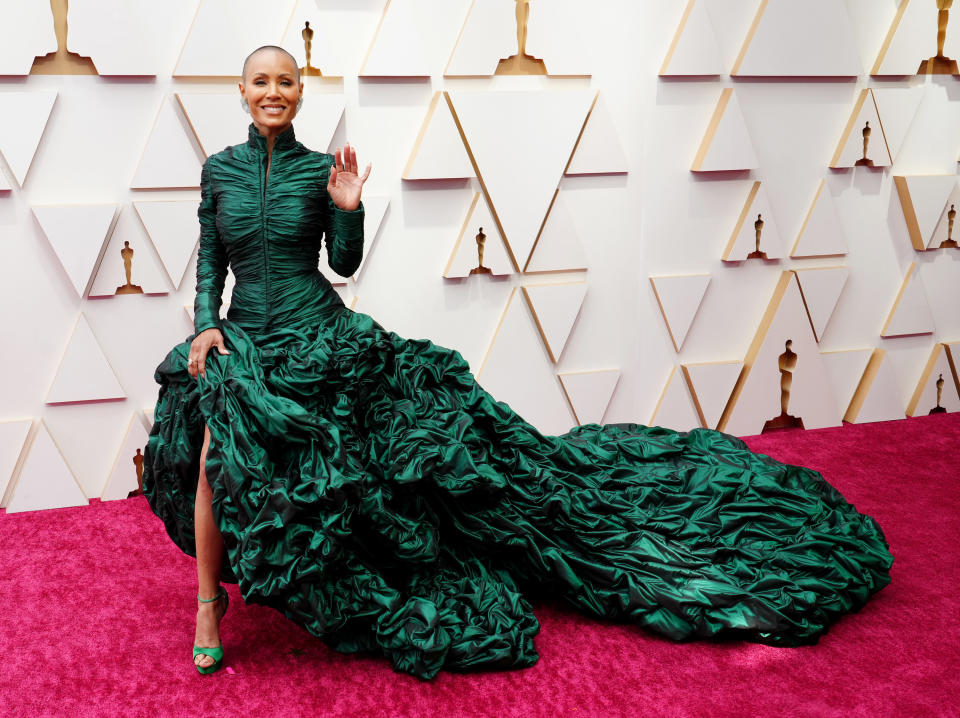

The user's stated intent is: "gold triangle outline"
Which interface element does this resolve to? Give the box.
[44,311,127,406]
[131,96,204,190]
[0,418,35,509]
[790,179,847,258]
[443,91,522,272]
[829,89,892,169]
[520,279,588,364]
[557,368,621,426]
[716,270,795,432]
[4,418,89,510]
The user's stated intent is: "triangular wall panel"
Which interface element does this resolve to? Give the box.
[649,274,711,352]
[5,421,87,513]
[174,0,297,77]
[403,92,475,181]
[446,89,594,270]
[0,4,55,75]
[830,89,892,168]
[445,0,590,77]
[659,0,723,76]
[650,366,702,432]
[46,313,126,405]
[101,412,152,501]
[525,191,588,273]
[893,175,959,251]
[0,419,32,507]
[444,193,513,278]
[881,262,935,337]
[718,272,842,436]
[135,200,201,290]
[794,267,850,342]
[131,97,203,189]
[821,348,875,418]
[558,369,621,426]
[360,0,471,77]
[723,181,784,261]
[906,343,960,416]
[845,349,904,423]
[565,93,628,176]
[522,281,588,364]
[351,195,390,281]
[791,180,848,258]
[89,206,170,297]
[731,0,861,77]
[0,91,57,186]
[871,85,925,162]
[32,203,117,297]
[928,184,960,249]
[69,0,198,76]
[872,0,960,75]
[681,361,743,430]
[477,287,575,435]
[691,88,759,172]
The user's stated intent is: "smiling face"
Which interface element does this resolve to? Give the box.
[238,47,303,135]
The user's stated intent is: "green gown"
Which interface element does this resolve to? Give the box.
[143,123,893,680]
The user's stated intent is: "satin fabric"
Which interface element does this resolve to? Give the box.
[143,123,893,680]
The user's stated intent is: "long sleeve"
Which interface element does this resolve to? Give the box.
[193,159,228,334]
[317,157,365,277]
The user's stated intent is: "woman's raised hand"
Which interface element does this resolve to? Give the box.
[327,143,371,212]
[188,328,230,380]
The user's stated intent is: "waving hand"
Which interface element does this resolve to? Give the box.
[328,143,371,212]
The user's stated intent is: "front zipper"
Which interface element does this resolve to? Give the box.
[261,149,270,330]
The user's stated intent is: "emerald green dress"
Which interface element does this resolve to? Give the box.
[143,123,893,680]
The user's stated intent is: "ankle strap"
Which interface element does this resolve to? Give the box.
[197,587,225,602]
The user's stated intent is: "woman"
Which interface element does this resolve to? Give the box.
[143,45,893,680]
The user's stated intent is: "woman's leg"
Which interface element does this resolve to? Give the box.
[194,423,226,668]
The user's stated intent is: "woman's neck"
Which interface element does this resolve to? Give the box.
[252,121,291,157]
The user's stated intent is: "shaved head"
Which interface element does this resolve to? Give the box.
[242,45,300,83]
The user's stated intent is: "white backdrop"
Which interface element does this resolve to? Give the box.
[2,0,959,511]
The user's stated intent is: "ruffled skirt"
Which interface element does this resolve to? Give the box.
[143,306,893,679]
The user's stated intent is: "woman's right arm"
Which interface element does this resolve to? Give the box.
[190,158,230,379]
[193,159,228,335]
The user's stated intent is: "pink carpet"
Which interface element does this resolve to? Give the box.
[1,414,957,717]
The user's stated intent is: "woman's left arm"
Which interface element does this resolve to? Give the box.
[322,143,372,277]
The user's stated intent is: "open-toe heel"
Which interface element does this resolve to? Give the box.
[193,586,228,674]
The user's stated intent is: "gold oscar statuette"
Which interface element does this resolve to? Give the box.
[746,214,768,259]
[301,21,322,77]
[762,339,805,431]
[855,121,875,167]
[941,204,958,248]
[115,241,144,295]
[929,373,948,414]
[127,448,145,498]
[469,226,493,275]
[919,0,960,74]
[495,0,548,76]
[30,0,98,75]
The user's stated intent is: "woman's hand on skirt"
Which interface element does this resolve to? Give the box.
[188,328,230,379]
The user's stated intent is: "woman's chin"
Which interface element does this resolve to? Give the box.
[253,115,295,130]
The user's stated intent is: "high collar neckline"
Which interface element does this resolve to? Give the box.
[246,122,297,153]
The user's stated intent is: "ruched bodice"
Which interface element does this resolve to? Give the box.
[194,122,364,337]
[143,122,892,681]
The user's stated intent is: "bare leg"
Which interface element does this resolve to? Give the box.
[194,423,226,668]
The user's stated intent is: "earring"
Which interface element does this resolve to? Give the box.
[297,96,303,113]
[241,98,250,114]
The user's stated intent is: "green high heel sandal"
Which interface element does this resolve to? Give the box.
[193,585,229,675]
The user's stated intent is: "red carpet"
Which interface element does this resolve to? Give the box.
[1,414,957,717]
